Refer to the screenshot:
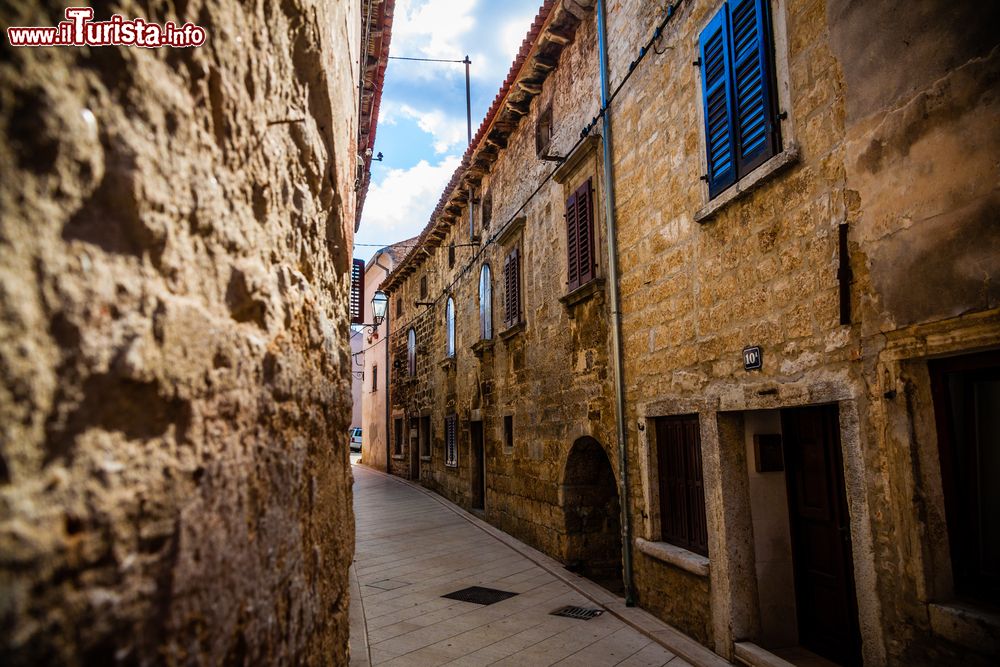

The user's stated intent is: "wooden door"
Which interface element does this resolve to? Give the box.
[471,421,484,510]
[781,405,861,666]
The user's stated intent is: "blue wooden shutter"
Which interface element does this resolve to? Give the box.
[729,0,779,175]
[699,6,737,198]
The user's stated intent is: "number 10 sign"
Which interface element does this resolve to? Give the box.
[743,346,762,371]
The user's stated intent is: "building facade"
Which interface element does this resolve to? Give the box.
[381,1,999,666]
[359,239,414,471]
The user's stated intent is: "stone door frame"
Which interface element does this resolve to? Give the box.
[635,381,885,665]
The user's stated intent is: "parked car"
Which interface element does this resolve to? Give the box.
[349,427,362,452]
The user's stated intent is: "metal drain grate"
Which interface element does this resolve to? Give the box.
[551,605,604,620]
[441,586,518,605]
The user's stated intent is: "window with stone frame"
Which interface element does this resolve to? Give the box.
[504,415,514,453]
[420,274,428,299]
[565,178,596,292]
[502,247,522,329]
[407,328,416,376]
[445,414,458,467]
[654,414,709,556]
[479,264,493,340]
[448,243,456,268]
[699,0,781,199]
[396,296,403,317]
[371,364,378,392]
[445,296,456,357]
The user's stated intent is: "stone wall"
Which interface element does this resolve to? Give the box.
[0,1,361,664]
[383,0,999,664]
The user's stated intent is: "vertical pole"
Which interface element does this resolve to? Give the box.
[464,55,472,146]
[597,0,635,607]
[465,55,474,243]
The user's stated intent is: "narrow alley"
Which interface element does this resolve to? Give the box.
[349,462,722,667]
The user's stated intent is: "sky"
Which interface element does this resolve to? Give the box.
[354,0,543,260]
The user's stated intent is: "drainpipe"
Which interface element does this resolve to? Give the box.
[597,0,635,607]
[375,253,393,474]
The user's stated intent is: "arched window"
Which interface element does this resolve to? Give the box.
[407,328,416,376]
[446,297,456,358]
[479,264,492,340]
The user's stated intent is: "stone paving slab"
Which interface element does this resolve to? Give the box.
[350,464,730,666]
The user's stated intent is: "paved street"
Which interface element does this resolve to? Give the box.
[349,464,728,667]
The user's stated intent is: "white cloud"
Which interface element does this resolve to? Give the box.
[357,155,462,247]
[393,0,478,68]
[398,104,467,153]
[499,13,535,66]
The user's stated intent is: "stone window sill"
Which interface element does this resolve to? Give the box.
[498,320,525,342]
[694,144,800,224]
[438,356,456,371]
[471,338,495,358]
[420,455,431,462]
[445,461,458,469]
[928,601,1000,654]
[392,454,405,460]
[635,537,710,578]
[559,278,605,315]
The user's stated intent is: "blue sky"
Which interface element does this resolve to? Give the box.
[355,0,543,258]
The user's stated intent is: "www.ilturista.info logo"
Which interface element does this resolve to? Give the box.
[7,8,207,48]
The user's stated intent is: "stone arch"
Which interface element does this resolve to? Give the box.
[561,436,623,594]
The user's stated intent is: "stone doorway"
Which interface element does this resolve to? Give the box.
[562,437,623,595]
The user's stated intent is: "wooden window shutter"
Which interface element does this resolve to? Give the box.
[655,415,708,557]
[576,179,595,287]
[565,189,580,290]
[350,258,365,324]
[503,249,521,328]
[566,180,595,291]
[699,6,737,198]
[729,0,779,176]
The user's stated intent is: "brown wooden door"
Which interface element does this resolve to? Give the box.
[471,422,484,510]
[781,405,861,666]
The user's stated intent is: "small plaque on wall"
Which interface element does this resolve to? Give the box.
[754,434,783,473]
[743,346,762,371]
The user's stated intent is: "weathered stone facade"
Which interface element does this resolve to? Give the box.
[0,1,389,664]
[359,238,412,473]
[382,0,999,665]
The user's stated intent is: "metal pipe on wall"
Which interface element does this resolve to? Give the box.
[596,0,636,607]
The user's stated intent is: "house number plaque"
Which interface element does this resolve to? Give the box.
[743,346,762,371]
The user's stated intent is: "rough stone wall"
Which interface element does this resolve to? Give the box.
[609,0,999,663]
[387,5,626,564]
[0,1,360,664]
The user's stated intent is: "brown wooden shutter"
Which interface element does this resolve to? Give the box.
[350,258,365,324]
[565,190,580,290]
[503,248,521,328]
[503,252,513,327]
[655,415,708,557]
[566,178,595,291]
[576,179,595,286]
